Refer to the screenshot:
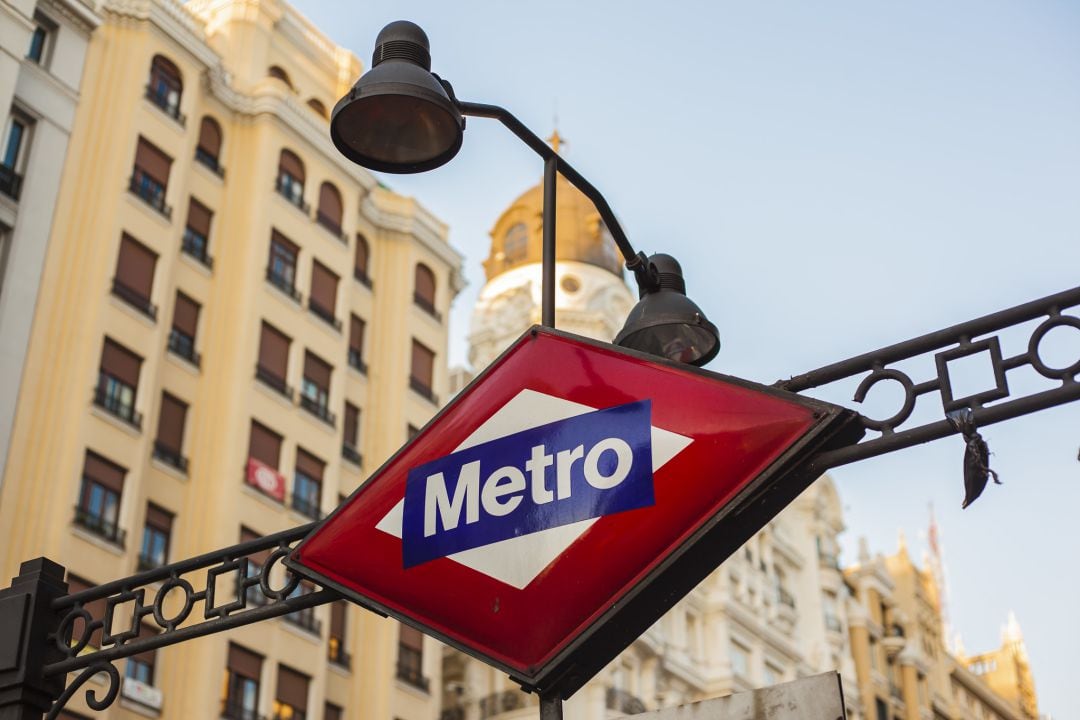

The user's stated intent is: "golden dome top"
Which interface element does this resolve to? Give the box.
[482,152,624,282]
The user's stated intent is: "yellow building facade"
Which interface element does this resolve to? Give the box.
[0,0,463,718]
[845,538,1038,720]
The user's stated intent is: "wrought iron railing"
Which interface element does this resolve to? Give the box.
[255,365,294,400]
[92,383,142,429]
[111,278,157,320]
[353,268,373,289]
[181,227,214,269]
[299,395,336,427]
[409,377,439,405]
[348,349,368,375]
[167,328,200,368]
[143,85,186,125]
[152,440,188,474]
[0,163,22,200]
[194,147,225,178]
[315,212,346,242]
[308,301,342,331]
[128,172,172,219]
[265,266,302,303]
[73,507,126,548]
[290,492,324,521]
[413,293,442,321]
[342,443,362,466]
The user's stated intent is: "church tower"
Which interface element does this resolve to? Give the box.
[466,133,636,371]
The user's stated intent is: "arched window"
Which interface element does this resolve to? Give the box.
[276,149,305,209]
[413,263,438,319]
[268,65,294,90]
[307,98,328,118]
[354,234,371,287]
[316,181,343,237]
[147,55,183,122]
[195,116,223,174]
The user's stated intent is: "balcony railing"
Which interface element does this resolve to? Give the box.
[395,655,429,693]
[111,279,158,320]
[0,164,22,201]
[315,212,346,242]
[479,691,526,720]
[353,268,373,290]
[275,177,310,213]
[409,377,438,405]
[440,707,465,720]
[93,384,142,429]
[342,443,362,466]
[413,293,442,321]
[283,608,321,635]
[255,365,293,400]
[194,147,225,178]
[308,301,341,331]
[221,700,265,720]
[265,266,301,303]
[129,172,172,219]
[167,328,200,368]
[153,440,188,474]
[144,84,186,125]
[347,349,367,375]
[290,492,324,521]
[181,228,214,270]
[73,506,126,547]
[605,688,646,716]
[299,394,336,427]
[328,638,351,670]
[777,587,796,608]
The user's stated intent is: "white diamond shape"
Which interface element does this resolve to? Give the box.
[376,389,692,589]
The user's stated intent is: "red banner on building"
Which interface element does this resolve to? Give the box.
[246,458,285,502]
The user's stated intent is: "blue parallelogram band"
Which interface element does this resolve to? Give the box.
[402,399,654,569]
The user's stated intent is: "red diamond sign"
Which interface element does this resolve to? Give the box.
[287,328,859,696]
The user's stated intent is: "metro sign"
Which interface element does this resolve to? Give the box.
[287,328,860,697]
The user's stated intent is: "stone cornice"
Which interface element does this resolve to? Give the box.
[43,0,101,33]
[103,0,218,67]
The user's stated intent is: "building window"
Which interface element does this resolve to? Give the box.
[26,14,57,65]
[222,643,262,720]
[112,233,158,319]
[168,292,201,367]
[307,98,328,118]
[324,703,342,720]
[504,223,528,265]
[1,111,32,201]
[124,623,159,691]
[292,449,324,520]
[407,424,421,441]
[300,351,334,426]
[96,338,142,428]
[413,263,439,319]
[308,261,340,329]
[328,602,350,668]
[729,640,749,679]
[256,322,292,398]
[268,65,293,89]
[396,625,428,692]
[342,403,361,466]
[182,198,214,268]
[409,339,437,404]
[248,420,283,475]
[195,116,224,176]
[348,315,366,374]
[138,503,172,570]
[267,230,300,301]
[153,392,188,473]
[239,526,270,607]
[274,665,309,720]
[145,55,184,124]
[284,582,321,634]
[354,234,371,287]
[276,149,306,211]
[130,137,172,217]
[75,451,126,547]
[316,181,344,239]
[65,575,107,648]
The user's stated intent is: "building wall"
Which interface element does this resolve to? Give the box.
[0,0,100,485]
[0,1,463,718]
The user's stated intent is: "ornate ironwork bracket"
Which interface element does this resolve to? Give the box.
[776,286,1080,472]
[36,523,343,718]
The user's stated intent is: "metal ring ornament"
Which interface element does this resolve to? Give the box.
[152,576,196,630]
[259,546,302,601]
[55,605,94,657]
[852,368,917,432]
[1028,315,1080,379]
[46,660,121,719]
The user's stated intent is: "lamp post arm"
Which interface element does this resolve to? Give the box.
[456,101,655,291]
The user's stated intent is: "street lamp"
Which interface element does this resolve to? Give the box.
[330,20,721,366]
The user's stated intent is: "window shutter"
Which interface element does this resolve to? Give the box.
[330,601,346,638]
[414,263,436,305]
[228,643,263,680]
[248,421,282,468]
[197,117,221,156]
[410,340,434,388]
[240,526,271,567]
[66,575,108,648]
[324,703,343,720]
[309,261,338,313]
[186,198,212,236]
[295,448,324,481]
[144,503,173,532]
[155,393,187,452]
[355,235,369,276]
[115,234,157,300]
[270,229,299,257]
[349,316,365,355]
[172,293,200,337]
[83,450,125,493]
[100,338,142,387]
[258,322,290,380]
[276,665,309,711]
[134,137,172,186]
[400,624,423,650]
[278,150,305,182]
[303,351,331,391]
[318,182,342,225]
[343,403,359,446]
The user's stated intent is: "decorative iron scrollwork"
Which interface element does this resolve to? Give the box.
[45,660,120,720]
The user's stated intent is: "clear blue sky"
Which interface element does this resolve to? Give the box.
[292,1,1080,715]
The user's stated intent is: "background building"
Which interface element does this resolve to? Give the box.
[0,0,100,483]
[0,0,463,717]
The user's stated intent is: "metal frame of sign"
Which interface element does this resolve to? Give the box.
[285,327,864,699]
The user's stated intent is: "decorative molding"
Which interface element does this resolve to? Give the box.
[42,0,102,33]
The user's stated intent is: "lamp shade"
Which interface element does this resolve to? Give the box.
[330,21,464,174]
[615,254,720,366]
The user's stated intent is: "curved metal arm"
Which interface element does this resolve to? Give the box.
[455,100,655,291]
